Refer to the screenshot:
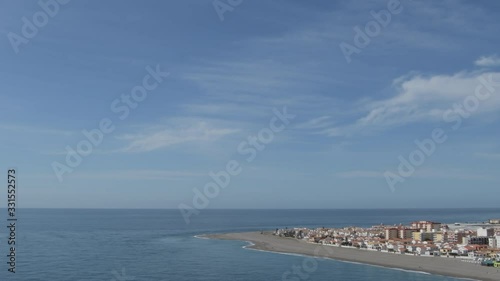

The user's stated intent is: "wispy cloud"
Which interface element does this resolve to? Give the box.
[182,59,337,101]
[117,121,239,153]
[321,70,500,137]
[295,116,333,130]
[475,55,500,67]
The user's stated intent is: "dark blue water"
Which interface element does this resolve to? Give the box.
[1,208,499,281]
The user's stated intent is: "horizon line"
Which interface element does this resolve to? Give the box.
[5,207,500,210]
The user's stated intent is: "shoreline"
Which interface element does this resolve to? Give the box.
[203,232,500,281]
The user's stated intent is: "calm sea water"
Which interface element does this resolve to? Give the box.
[1,208,499,281]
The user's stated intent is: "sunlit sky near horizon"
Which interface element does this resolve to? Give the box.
[1,0,500,209]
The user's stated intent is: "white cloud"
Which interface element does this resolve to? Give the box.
[475,55,500,67]
[182,60,337,102]
[118,121,239,153]
[295,116,333,129]
[322,71,500,137]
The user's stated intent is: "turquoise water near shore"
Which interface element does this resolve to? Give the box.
[1,208,498,281]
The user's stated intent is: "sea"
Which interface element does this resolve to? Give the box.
[1,208,499,281]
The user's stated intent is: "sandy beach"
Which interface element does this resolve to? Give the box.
[207,232,500,281]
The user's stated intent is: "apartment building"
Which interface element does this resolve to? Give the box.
[413,231,434,241]
[411,221,441,232]
[477,227,494,237]
[399,228,418,239]
[385,228,398,240]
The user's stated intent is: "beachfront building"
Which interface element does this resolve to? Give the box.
[447,230,467,243]
[385,228,398,240]
[489,237,498,249]
[399,228,418,239]
[477,227,495,237]
[274,219,500,261]
[464,236,489,245]
[397,245,406,254]
[465,245,490,258]
[489,219,500,224]
[415,244,434,255]
[411,221,442,232]
[433,232,444,242]
[471,237,489,245]
[384,227,418,240]
[413,230,434,242]
[406,244,417,253]
[440,245,455,255]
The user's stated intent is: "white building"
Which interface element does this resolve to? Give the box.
[490,236,500,249]
[477,227,494,237]
[462,236,470,245]
[489,237,497,249]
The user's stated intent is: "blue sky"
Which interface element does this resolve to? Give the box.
[1,0,500,209]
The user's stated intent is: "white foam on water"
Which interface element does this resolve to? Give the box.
[193,235,210,240]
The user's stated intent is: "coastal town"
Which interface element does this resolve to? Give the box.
[274,219,500,267]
